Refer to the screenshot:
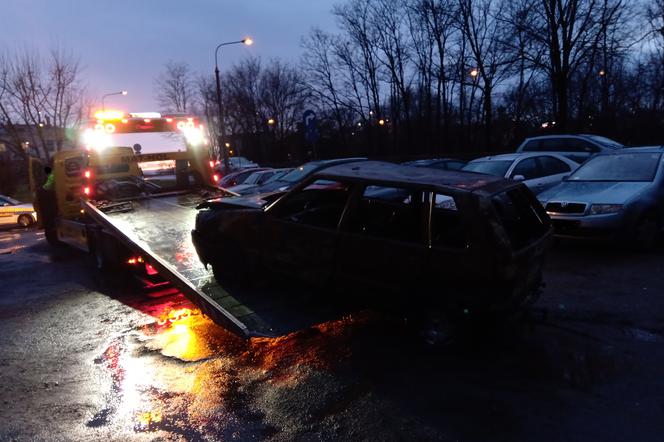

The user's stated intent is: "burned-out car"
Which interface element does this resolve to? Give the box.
[192,161,552,336]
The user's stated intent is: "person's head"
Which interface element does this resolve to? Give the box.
[44,166,52,174]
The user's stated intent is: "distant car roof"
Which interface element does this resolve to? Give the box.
[523,134,623,147]
[469,152,578,163]
[316,160,514,194]
[402,158,465,166]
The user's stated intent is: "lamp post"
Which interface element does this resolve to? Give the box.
[101,90,127,111]
[214,37,253,172]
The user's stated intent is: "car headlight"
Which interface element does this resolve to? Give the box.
[589,204,623,215]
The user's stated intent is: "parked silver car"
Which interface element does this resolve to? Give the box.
[462,152,579,195]
[516,134,623,164]
[537,147,664,248]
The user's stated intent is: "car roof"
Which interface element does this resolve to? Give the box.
[315,160,515,193]
[470,151,576,162]
[402,158,464,165]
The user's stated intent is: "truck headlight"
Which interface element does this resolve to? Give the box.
[589,204,622,215]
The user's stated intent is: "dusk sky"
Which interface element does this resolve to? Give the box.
[1,0,339,112]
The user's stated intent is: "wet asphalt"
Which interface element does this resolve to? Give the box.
[1,228,664,441]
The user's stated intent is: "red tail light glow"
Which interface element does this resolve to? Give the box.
[209,161,215,168]
[146,263,158,275]
[83,186,91,196]
[213,174,220,182]
[84,169,92,179]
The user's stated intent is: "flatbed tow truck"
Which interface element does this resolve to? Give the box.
[30,112,312,339]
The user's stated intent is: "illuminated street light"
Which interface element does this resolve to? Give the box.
[599,69,606,77]
[267,118,275,125]
[378,119,385,126]
[215,37,254,170]
[469,69,479,78]
[101,90,128,111]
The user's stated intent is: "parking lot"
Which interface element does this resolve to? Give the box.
[1,228,664,441]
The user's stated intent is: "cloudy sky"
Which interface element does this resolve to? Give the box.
[1,0,338,111]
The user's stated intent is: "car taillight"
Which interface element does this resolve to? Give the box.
[146,263,158,275]
[83,186,91,196]
[213,174,220,183]
[84,169,92,179]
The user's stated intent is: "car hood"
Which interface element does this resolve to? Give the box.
[539,181,652,204]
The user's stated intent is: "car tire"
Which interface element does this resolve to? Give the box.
[632,214,660,251]
[18,214,34,228]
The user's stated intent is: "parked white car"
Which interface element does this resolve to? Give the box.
[515,134,623,164]
[462,152,580,194]
[0,195,37,227]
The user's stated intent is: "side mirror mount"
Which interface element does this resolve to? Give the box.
[513,174,525,182]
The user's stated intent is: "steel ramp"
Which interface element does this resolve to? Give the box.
[84,193,346,338]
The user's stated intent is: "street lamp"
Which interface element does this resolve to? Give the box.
[214,37,253,171]
[101,90,127,111]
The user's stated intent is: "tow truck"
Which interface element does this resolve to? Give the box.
[29,111,297,339]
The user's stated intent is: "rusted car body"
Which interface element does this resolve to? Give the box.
[192,161,552,322]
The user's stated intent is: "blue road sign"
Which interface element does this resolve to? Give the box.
[303,110,319,144]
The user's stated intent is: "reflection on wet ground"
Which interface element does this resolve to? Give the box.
[84,283,649,440]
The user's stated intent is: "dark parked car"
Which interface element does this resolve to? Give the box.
[227,168,292,196]
[516,134,623,164]
[537,147,664,248]
[219,168,270,188]
[193,161,552,341]
[244,158,366,195]
[402,158,467,171]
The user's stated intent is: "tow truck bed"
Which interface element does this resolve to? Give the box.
[83,192,340,338]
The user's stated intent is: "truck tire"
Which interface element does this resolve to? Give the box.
[44,226,62,247]
[90,231,124,271]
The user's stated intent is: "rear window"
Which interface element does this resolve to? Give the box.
[463,160,512,177]
[431,194,465,248]
[492,187,550,250]
[346,185,424,243]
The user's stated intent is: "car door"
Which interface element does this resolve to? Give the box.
[262,179,352,285]
[0,197,14,225]
[509,157,547,194]
[335,185,429,296]
[535,156,573,192]
[562,138,599,163]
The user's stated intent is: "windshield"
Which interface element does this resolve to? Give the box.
[568,152,661,182]
[462,160,513,177]
[583,135,623,149]
[2,196,21,205]
[243,171,266,185]
[278,163,318,183]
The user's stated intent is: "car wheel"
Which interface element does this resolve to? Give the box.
[632,214,660,251]
[18,214,33,228]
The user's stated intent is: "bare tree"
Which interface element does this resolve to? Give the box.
[0,48,87,162]
[155,61,194,113]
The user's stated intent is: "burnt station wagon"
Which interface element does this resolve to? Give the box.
[192,161,552,327]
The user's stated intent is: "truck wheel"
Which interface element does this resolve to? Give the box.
[18,215,34,228]
[44,227,62,246]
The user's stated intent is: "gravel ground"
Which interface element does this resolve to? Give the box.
[1,228,664,441]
